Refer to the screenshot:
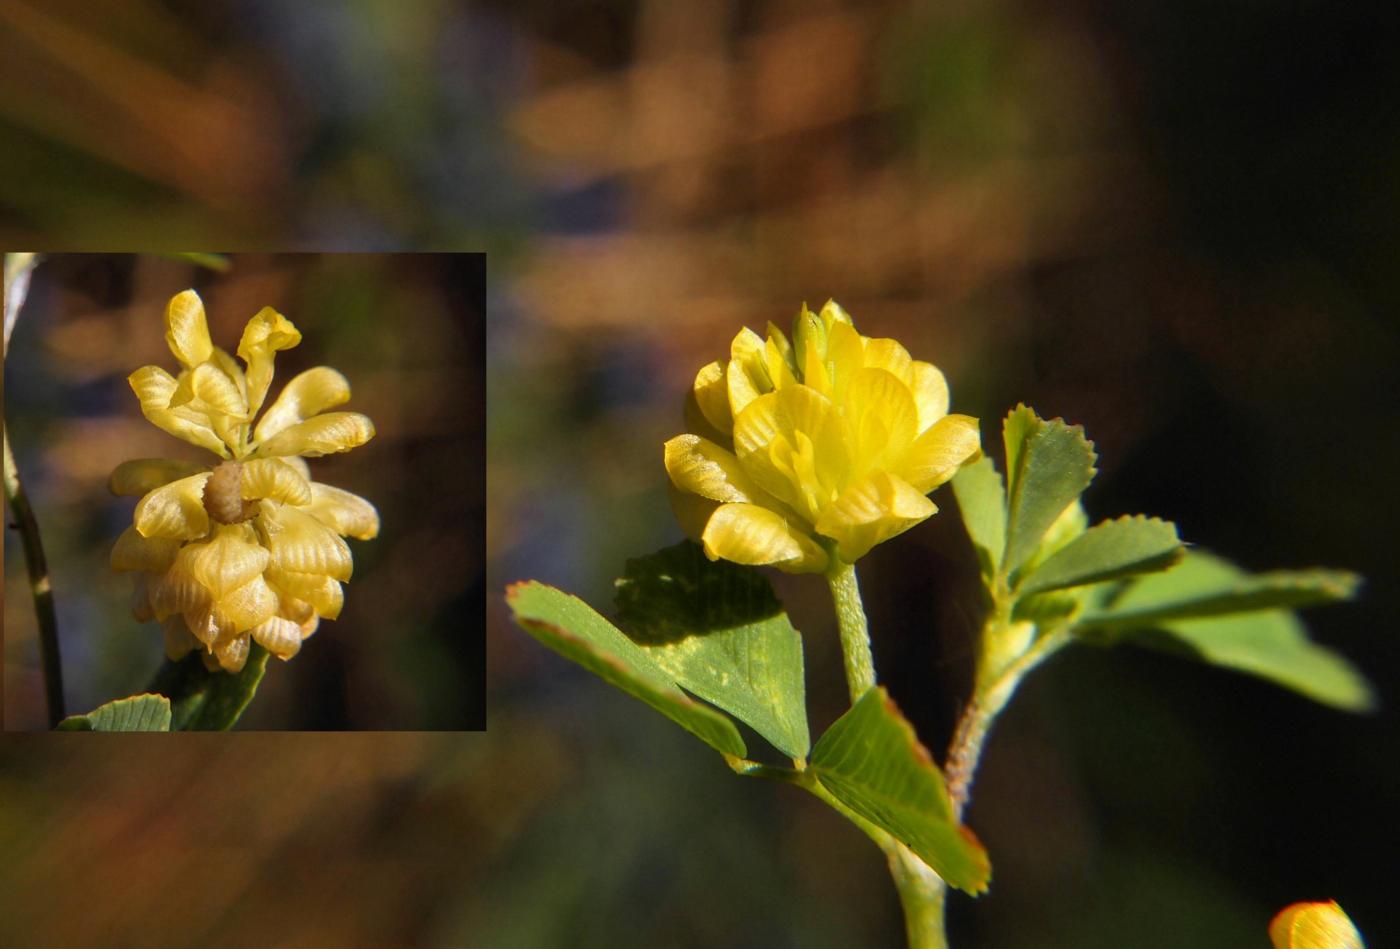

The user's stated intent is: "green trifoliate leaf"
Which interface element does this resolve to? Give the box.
[1001,405,1097,576]
[1017,515,1183,596]
[615,541,809,757]
[1078,551,1374,712]
[951,455,1007,578]
[57,693,172,731]
[1080,550,1360,625]
[810,687,991,895]
[508,580,746,757]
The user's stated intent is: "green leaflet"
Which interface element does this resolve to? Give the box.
[1018,515,1183,596]
[508,580,746,757]
[56,693,172,731]
[1079,551,1373,712]
[1081,551,1360,625]
[810,688,991,895]
[616,542,810,758]
[1000,406,1098,576]
[951,455,1007,577]
[148,643,272,730]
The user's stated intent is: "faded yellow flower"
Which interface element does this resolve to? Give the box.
[664,301,980,574]
[1269,901,1364,949]
[110,290,379,672]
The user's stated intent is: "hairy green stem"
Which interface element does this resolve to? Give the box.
[826,559,948,947]
[826,559,875,703]
[4,428,65,726]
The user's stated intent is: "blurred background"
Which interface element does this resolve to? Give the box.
[4,253,485,730]
[2,0,1398,946]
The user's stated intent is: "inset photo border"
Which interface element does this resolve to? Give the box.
[3,253,484,730]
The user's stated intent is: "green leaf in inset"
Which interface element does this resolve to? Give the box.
[1080,549,1360,625]
[1079,551,1374,712]
[810,687,991,895]
[616,541,809,758]
[951,455,1006,577]
[57,693,172,731]
[508,580,746,757]
[149,644,272,730]
[1001,405,1097,576]
[1018,515,1183,596]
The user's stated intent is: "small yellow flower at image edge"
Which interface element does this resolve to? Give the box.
[664,301,981,575]
[109,289,380,673]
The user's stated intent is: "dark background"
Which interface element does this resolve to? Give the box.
[2,1,1397,946]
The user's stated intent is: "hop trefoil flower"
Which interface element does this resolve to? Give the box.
[664,301,981,574]
[110,290,379,672]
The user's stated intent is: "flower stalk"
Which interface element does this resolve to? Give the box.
[826,559,875,703]
[4,252,65,727]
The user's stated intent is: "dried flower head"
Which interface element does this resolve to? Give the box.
[110,290,379,672]
[664,301,980,573]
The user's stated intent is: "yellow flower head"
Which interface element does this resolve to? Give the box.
[664,301,981,574]
[110,290,379,672]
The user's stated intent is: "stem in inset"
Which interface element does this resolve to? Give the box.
[3,428,65,726]
[4,252,65,727]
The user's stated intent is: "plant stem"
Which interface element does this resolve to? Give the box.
[826,559,875,703]
[4,252,65,727]
[3,428,65,726]
[825,559,948,947]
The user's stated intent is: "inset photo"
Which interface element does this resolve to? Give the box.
[3,253,483,730]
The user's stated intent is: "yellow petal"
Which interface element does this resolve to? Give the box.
[861,337,913,383]
[134,473,212,539]
[726,327,770,417]
[211,574,279,633]
[253,367,351,442]
[111,526,180,572]
[241,458,313,506]
[213,634,251,673]
[109,458,204,497]
[844,368,918,471]
[210,347,250,407]
[691,360,733,435]
[815,470,936,563]
[733,385,849,520]
[280,455,311,479]
[824,320,865,403]
[1270,901,1364,949]
[664,434,760,504]
[164,290,213,368]
[128,366,228,456]
[161,616,196,661]
[179,524,270,598]
[304,483,380,539]
[150,562,210,628]
[265,507,353,580]
[169,363,248,418]
[819,299,853,329]
[909,361,949,432]
[701,502,827,573]
[278,594,321,635]
[667,482,720,543]
[899,414,981,493]
[249,615,303,660]
[764,324,799,390]
[255,411,375,458]
[237,306,303,416]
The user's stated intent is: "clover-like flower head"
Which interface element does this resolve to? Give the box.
[110,290,379,672]
[664,301,980,574]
